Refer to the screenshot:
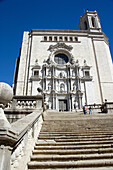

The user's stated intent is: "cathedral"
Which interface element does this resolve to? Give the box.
[13,10,113,112]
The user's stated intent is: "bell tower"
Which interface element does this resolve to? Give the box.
[79,10,102,32]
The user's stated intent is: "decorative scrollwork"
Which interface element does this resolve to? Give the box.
[48,43,73,52]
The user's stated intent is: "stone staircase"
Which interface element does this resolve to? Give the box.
[28,111,113,169]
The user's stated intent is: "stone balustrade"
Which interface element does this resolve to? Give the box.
[0,82,45,170]
[7,100,37,109]
[5,95,44,123]
[10,111,44,170]
[0,109,44,170]
[5,95,43,111]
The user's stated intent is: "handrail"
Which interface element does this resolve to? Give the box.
[10,110,44,170]
[12,111,42,138]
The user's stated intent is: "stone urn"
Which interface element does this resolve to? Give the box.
[0,82,13,105]
[0,83,17,170]
[0,82,13,128]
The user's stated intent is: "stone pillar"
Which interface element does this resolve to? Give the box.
[0,83,17,170]
[0,107,17,170]
[0,145,11,170]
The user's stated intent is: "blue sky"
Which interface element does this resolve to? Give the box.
[0,0,113,86]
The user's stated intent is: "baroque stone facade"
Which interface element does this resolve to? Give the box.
[13,10,113,111]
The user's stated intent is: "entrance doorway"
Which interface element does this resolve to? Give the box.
[59,99,68,112]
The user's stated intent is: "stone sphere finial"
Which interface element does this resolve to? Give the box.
[0,82,13,105]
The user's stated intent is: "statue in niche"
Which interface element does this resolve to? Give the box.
[72,70,75,77]
[73,83,76,91]
[60,72,63,78]
[60,83,65,92]
[48,69,51,76]
[48,100,52,109]
[48,84,51,91]
[74,99,78,110]
[60,72,65,78]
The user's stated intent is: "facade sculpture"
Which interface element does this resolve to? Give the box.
[13,10,113,112]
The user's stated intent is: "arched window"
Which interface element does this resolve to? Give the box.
[49,36,52,41]
[59,37,62,41]
[64,37,68,41]
[54,53,69,64]
[75,37,78,41]
[70,37,73,41]
[54,37,57,41]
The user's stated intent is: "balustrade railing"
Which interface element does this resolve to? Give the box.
[4,95,44,123]
[10,111,44,170]
[5,96,43,111]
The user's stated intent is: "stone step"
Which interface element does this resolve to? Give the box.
[42,121,113,124]
[41,124,113,129]
[30,153,113,161]
[43,116,113,119]
[38,134,113,139]
[40,132,113,135]
[32,148,113,155]
[28,159,113,169]
[34,144,113,150]
[53,137,113,143]
[40,129,113,133]
[41,124,113,127]
[42,123,113,126]
[44,117,113,121]
[44,112,112,117]
[28,112,113,170]
[28,168,113,170]
[40,131,113,135]
[36,140,113,146]
[41,125,113,129]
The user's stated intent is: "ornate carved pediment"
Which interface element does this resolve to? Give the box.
[48,43,73,52]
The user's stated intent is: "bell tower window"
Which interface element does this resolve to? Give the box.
[92,17,95,27]
[84,21,88,30]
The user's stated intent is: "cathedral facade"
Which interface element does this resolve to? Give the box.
[13,10,113,111]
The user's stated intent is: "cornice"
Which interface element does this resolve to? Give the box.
[30,29,108,40]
